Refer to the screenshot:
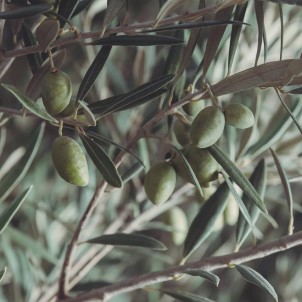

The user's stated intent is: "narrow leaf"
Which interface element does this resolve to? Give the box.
[235,264,278,301]
[236,159,267,249]
[0,4,52,20]
[121,162,144,184]
[88,34,184,46]
[223,173,255,237]
[57,0,80,28]
[78,100,96,127]
[80,135,122,188]
[1,84,57,123]
[84,233,167,251]
[254,0,265,65]
[76,45,112,101]
[0,186,32,234]
[185,269,220,286]
[0,123,44,202]
[270,148,294,234]
[161,289,216,302]
[36,19,60,51]
[261,0,302,5]
[0,267,6,283]
[183,182,230,259]
[207,145,267,213]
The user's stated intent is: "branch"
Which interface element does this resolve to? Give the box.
[62,230,302,302]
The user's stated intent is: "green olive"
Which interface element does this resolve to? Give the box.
[168,207,188,246]
[224,103,255,129]
[190,106,225,148]
[182,100,204,116]
[172,144,219,186]
[52,136,89,186]
[173,119,191,146]
[58,98,77,117]
[41,70,72,116]
[144,161,176,205]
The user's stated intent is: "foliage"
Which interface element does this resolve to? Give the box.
[1,1,302,302]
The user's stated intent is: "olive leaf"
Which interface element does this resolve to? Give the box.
[236,159,267,249]
[185,269,220,287]
[1,84,57,123]
[78,100,96,127]
[80,135,122,188]
[183,182,230,259]
[254,0,265,65]
[88,34,184,46]
[161,289,216,302]
[121,162,144,184]
[207,145,267,213]
[0,186,33,234]
[0,267,6,283]
[88,74,174,116]
[76,45,112,101]
[36,19,60,51]
[270,148,293,234]
[57,0,80,28]
[235,264,278,301]
[262,0,302,5]
[0,3,52,20]
[0,123,45,203]
[83,233,167,251]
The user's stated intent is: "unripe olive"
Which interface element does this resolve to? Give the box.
[52,136,89,186]
[168,207,188,246]
[172,144,219,186]
[41,70,72,116]
[144,161,176,205]
[224,103,255,129]
[182,100,204,116]
[58,98,76,117]
[190,106,225,148]
[173,119,191,146]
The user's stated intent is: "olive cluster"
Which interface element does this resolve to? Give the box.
[41,69,89,186]
[143,100,255,205]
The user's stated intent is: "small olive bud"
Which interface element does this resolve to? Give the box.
[190,106,225,148]
[144,161,176,205]
[173,119,191,146]
[52,136,89,186]
[224,103,255,129]
[41,69,72,115]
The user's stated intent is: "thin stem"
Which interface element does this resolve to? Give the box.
[62,230,302,302]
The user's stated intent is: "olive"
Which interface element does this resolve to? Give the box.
[173,119,191,146]
[58,98,76,117]
[52,136,89,186]
[41,69,72,116]
[190,106,225,148]
[144,161,176,205]
[172,144,219,186]
[168,207,188,246]
[182,100,204,116]
[224,103,255,129]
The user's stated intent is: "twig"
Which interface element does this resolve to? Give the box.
[62,230,302,302]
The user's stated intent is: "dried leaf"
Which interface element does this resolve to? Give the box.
[84,233,167,251]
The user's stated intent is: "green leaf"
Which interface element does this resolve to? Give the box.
[270,148,293,234]
[121,162,144,184]
[78,100,96,127]
[183,182,230,259]
[254,1,265,66]
[80,135,122,188]
[88,74,174,116]
[84,233,167,251]
[236,159,267,249]
[0,186,32,234]
[76,45,112,101]
[235,264,278,301]
[0,3,52,20]
[185,269,220,286]
[0,267,6,283]
[0,123,45,203]
[57,0,80,28]
[161,289,216,302]
[223,173,255,238]
[88,34,184,46]
[207,145,267,214]
[1,84,57,123]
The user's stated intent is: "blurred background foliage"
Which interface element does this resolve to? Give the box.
[1,0,302,302]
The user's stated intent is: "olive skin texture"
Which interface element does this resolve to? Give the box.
[224,103,255,129]
[173,119,191,146]
[52,136,89,186]
[172,144,219,186]
[144,162,176,205]
[41,70,72,116]
[190,106,225,148]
